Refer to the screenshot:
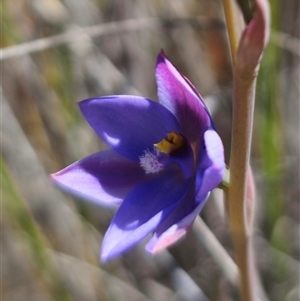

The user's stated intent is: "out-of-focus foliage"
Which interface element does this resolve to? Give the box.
[1,0,299,300]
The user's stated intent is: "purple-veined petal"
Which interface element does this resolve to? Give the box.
[146,191,209,254]
[196,129,225,197]
[155,51,212,147]
[51,149,152,206]
[79,96,182,161]
[101,168,191,261]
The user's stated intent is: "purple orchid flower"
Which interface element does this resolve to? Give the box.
[51,51,225,261]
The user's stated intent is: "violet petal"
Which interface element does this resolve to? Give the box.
[160,140,195,179]
[146,192,209,253]
[79,96,182,161]
[51,149,151,206]
[101,168,191,261]
[155,52,212,147]
[196,129,225,197]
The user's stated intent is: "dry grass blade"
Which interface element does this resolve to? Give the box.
[1,93,88,258]
[50,250,152,301]
[193,217,239,285]
[0,17,224,60]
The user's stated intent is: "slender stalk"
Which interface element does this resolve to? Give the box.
[222,0,270,300]
[221,0,240,63]
[228,68,257,301]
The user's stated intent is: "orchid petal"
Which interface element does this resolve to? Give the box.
[51,149,150,206]
[101,168,191,261]
[155,51,212,146]
[146,193,209,253]
[196,129,225,197]
[79,96,182,161]
[159,140,194,179]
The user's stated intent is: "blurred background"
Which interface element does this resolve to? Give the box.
[1,0,299,300]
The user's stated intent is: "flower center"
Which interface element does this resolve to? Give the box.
[139,131,187,174]
[154,131,186,155]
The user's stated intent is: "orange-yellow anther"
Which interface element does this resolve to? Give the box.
[154,131,185,155]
